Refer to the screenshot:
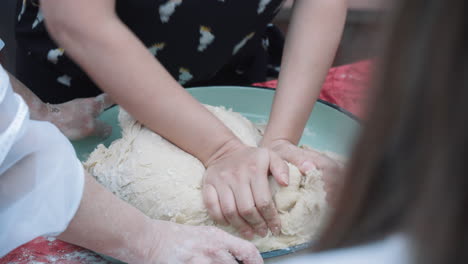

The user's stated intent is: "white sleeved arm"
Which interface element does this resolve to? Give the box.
[0,65,85,256]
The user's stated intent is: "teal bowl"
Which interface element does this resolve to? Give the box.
[71,86,360,261]
[72,86,359,160]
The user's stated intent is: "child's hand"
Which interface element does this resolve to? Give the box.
[263,139,345,207]
[202,142,288,239]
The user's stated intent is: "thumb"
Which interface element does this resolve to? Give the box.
[95,93,114,109]
[269,151,289,186]
[277,146,318,175]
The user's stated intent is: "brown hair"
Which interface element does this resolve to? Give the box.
[316,0,468,263]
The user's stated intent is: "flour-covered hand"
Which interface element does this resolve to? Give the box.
[145,221,263,264]
[43,94,114,140]
[202,141,288,239]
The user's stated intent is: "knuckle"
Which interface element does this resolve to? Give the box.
[252,222,267,231]
[219,170,231,179]
[239,207,255,218]
[295,156,307,165]
[204,200,217,211]
[247,163,258,173]
[239,227,252,234]
[223,208,237,219]
[270,218,281,226]
[205,247,218,257]
[257,200,271,211]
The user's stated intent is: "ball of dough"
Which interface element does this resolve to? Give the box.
[84,105,330,252]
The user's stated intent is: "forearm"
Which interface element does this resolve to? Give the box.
[8,72,48,120]
[263,0,347,145]
[41,0,239,165]
[58,172,155,263]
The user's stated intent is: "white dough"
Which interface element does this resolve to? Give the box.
[84,105,330,252]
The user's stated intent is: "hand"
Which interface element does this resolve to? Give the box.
[202,141,289,239]
[262,139,345,207]
[145,221,263,264]
[58,173,262,264]
[42,94,114,140]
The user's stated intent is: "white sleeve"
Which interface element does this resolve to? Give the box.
[0,65,85,257]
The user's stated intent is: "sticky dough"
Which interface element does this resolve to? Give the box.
[84,105,330,252]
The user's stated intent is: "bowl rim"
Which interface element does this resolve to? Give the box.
[186,85,360,122]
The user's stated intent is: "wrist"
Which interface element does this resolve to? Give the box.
[204,137,245,167]
[30,101,50,121]
[114,218,160,264]
[260,137,293,149]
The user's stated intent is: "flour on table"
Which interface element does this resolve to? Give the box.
[84,105,332,252]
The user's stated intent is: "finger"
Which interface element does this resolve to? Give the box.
[223,236,263,264]
[212,250,238,264]
[232,182,268,237]
[203,184,228,226]
[280,146,319,174]
[90,94,114,117]
[269,151,289,186]
[299,149,338,174]
[95,93,114,111]
[313,153,342,172]
[218,187,254,239]
[251,175,281,236]
[90,120,112,139]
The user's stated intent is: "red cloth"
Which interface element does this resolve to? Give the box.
[0,60,372,264]
[254,60,373,119]
[0,237,107,263]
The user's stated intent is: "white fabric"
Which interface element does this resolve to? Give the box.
[0,39,4,51]
[0,65,85,257]
[266,233,412,264]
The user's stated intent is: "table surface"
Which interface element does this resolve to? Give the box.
[0,61,372,264]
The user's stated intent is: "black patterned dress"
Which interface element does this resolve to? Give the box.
[15,0,285,103]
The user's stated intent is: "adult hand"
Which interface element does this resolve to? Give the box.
[202,141,289,239]
[146,221,263,264]
[43,94,114,140]
[59,173,262,264]
[263,139,345,207]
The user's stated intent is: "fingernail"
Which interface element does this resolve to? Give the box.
[301,161,316,172]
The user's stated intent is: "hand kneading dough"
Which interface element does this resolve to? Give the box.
[84,105,330,252]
